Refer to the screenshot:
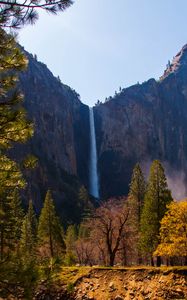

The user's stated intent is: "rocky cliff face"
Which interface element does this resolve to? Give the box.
[14,44,187,215]
[16,50,90,223]
[95,44,187,199]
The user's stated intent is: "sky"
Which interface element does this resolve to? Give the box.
[18,0,187,107]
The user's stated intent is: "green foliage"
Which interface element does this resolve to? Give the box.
[0,29,33,261]
[64,225,77,265]
[67,282,74,293]
[19,200,38,263]
[140,160,173,256]
[0,0,73,29]
[128,163,146,227]
[78,185,94,219]
[38,190,65,258]
[0,29,33,150]
[22,154,38,169]
[0,189,24,260]
[128,163,146,263]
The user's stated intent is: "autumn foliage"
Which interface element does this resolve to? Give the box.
[154,201,187,258]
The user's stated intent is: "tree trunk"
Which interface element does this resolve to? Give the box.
[0,227,4,261]
[109,253,115,267]
[156,256,161,267]
[151,256,154,266]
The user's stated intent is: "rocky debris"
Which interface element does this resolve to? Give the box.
[73,268,187,300]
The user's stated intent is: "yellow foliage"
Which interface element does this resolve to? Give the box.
[154,201,187,257]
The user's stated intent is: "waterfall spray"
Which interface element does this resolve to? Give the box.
[89,107,99,199]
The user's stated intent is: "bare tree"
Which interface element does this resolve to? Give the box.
[90,198,129,266]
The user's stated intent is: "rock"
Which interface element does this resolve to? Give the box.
[115,295,124,300]
[109,281,116,291]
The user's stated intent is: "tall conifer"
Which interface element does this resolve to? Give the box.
[128,163,146,264]
[140,160,173,266]
[38,190,65,258]
[20,199,38,261]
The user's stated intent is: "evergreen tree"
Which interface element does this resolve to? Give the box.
[0,29,33,150]
[19,199,38,263]
[128,163,146,264]
[0,189,25,260]
[64,225,77,265]
[27,199,38,239]
[38,190,65,258]
[0,0,73,28]
[128,163,146,226]
[78,185,93,219]
[0,29,33,260]
[140,160,173,266]
[9,190,24,252]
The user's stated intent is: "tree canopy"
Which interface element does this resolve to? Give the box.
[140,160,173,264]
[154,201,187,257]
[0,0,73,28]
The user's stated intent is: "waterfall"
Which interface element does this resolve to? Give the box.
[89,107,99,199]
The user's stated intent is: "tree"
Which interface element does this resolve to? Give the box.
[0,29,33,260]
[90,198,129,266]
[0,29,33,149]
[78,185,93,219]
[64,225,77,265]
[128,163,146,226]
[38,190,65,258]
[19,199,38,263]
[0,28,33,191]
[8,190,24,251]
[0,0,73,28]
[0,188,24,260]
[154,201,187,263]
[128,163,146,264]
[140,160,173,266]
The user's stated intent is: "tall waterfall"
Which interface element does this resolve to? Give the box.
[89,107,99,199]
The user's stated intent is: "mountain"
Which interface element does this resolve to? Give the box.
[94,44,187,199]
[15,49,91,224]
[13,44,187,221]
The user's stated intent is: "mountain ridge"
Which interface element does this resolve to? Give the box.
[12,43,187,220]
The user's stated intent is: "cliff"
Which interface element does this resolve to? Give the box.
[13,43,187,216]
[95,44,187,199]
[15,50,90,223]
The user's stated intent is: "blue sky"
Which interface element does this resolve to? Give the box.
[19,0,187,106]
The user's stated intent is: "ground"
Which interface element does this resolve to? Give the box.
[35,266,187,300]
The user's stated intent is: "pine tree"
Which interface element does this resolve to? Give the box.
[0,29,33,260]
[9,190,24,252]
[27,200,38,239]
[38,190,65,258]
[19,199,38,263]
[128,163,146,264]
[64,225,77,265]
[0,189,24,260]
[0,29,33,196]
[78,185,93,219]
[140,160,173,266]
[0,0,73,28]
[128,163,146,226]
